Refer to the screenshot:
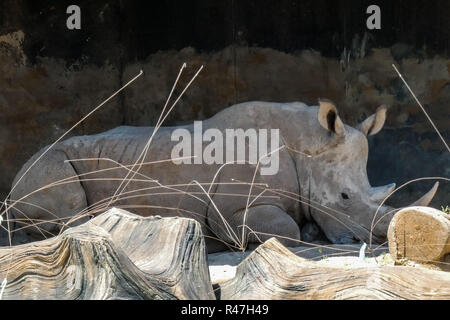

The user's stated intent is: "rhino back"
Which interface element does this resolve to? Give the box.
[34,102,307,223]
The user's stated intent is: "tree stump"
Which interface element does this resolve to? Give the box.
[388,206,450,263]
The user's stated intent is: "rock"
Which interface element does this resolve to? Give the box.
[388,206,450,263]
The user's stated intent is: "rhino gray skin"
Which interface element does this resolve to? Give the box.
[4,99,438,252]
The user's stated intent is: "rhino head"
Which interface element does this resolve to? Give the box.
[290,99,438,244]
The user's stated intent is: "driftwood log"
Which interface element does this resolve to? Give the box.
[388,206,450,263]
[208,244,389,268]
[219,238,450,300]
[86,208,214,299]
[1,207,450,300]
[0,208,214,300]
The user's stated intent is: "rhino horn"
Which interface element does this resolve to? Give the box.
[409,182,439,207]
[369,183,396,202]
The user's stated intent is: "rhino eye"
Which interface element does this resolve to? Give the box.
[341,193,349,200]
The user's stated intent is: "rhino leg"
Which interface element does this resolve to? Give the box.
[9,149,88,244]
[208,204,301,249]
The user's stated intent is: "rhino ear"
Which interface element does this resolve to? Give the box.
[318,99,345,136]
[357,105,388,136]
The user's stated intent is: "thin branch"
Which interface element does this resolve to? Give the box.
[392,64,449,152]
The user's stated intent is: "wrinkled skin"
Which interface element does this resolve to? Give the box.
[2,100,437,251]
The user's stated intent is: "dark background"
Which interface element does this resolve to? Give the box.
[0,0,448,207]
[1,0,448,63]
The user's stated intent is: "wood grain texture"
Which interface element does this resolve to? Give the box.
[87,208,215,299]
[2,207,450,300]
[219,238,450,300]
[0,208,214,300]
[388,206,450,262]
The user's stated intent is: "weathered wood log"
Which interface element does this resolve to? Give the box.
[0,208,215,300]
[219,238,450,300]
[208,244,389,284]
[0,225,175,299]
[208,244,389,267]
[87,208,215,299]
[388,206,450,263]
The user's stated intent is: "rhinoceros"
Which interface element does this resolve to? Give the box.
[4,99,438,252]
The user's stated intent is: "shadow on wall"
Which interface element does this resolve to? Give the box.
[0,35,448,208]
